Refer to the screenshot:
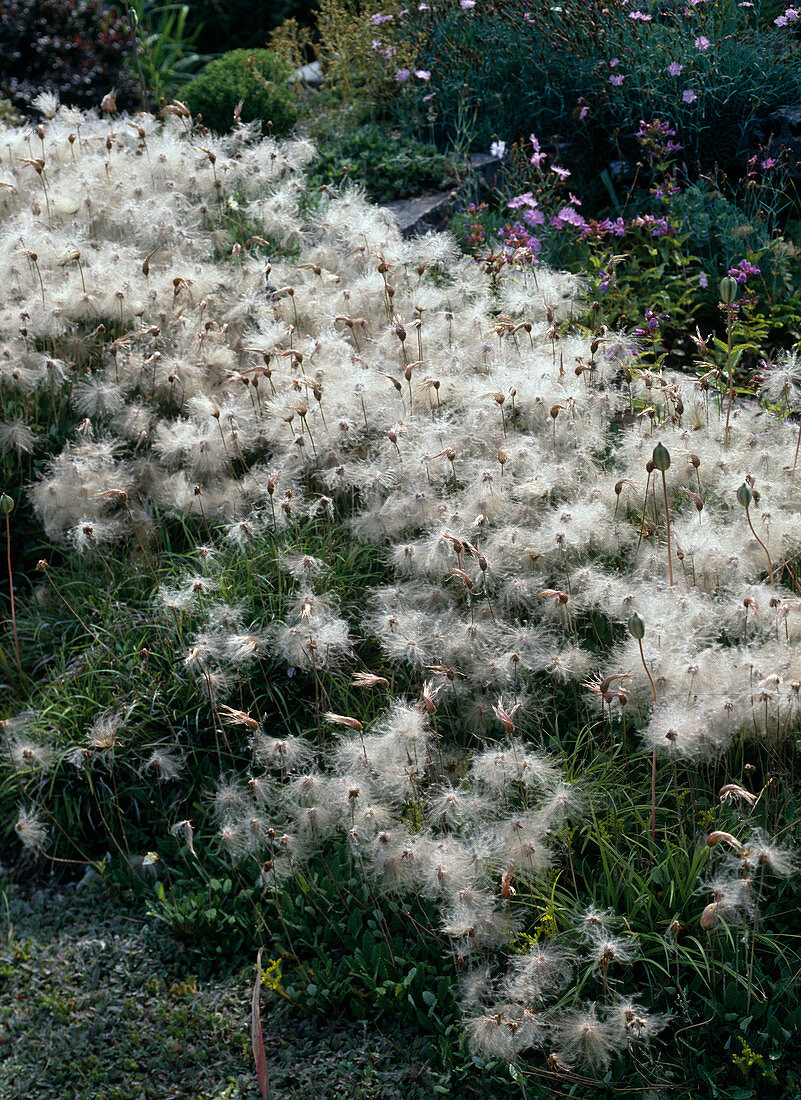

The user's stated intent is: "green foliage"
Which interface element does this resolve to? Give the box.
[386,0,801,168]
[124,0,208,107]
[306,125,458,204]
[182,49,298,135]
[0,98,20,127]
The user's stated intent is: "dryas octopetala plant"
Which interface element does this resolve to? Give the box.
[3,97,799,1079]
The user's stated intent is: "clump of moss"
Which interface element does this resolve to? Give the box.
[306,124,458,204]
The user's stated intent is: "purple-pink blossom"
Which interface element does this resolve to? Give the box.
[508,191,536,208]
[395,68,411,82]
[630,214,677,237]
[551,165,571,179]
[551,206,587,229]
[523,208,545,227]
[728,259,761,283]
[415,69,431,80]
[682,89,698,103]
[694,34,710,49]
[667,62,683,76]
[370,11,393,23]
[460,0,476,8]
[610,74,625,86]
[501,221,542,264]
[628,9,652,18]
[530,134,547,168]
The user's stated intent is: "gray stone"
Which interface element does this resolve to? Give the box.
[467,152,503,187]
[288,61,323,87]
[382,190,459,237]
[383,153,503,238]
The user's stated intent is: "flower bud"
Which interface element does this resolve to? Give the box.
[719,276,738,305]
[628,612,645,640]
[651,442,671,472]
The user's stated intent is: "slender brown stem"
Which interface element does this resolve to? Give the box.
[745,505,775,589]
[5,511,21,672]
[661,469,674,587]
[724,307,734,449]
[638,637,658,842]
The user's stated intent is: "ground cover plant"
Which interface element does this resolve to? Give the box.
[1,91,801,1100]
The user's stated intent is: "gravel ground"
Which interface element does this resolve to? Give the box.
[0,876,437,1100]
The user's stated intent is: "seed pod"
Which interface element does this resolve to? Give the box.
[737,482,753,508]
[700,901,719,930]
[706,830,744,853]
[0,493,14,515]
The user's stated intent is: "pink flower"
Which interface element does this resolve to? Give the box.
[609,56,620,67]
[628,8,652,17]
[370,11,393,23]
[667,62,683,75]
[610,74,625,86]
[694,34,710,48]
[395,68,411,82]
[508,191,536,208]
[682,88,697,103]
[460,0,476,8]
[415,69,431,80]
[524,10,536,20]
[529,133,547,168]
[551,165,571,179]
[422,91,436,101]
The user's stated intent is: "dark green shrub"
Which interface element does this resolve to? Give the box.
[181,0,314,56]
[306,124,458,203]
[0,0,135,112]
[182,48,298,135]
